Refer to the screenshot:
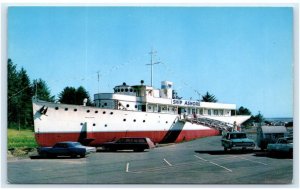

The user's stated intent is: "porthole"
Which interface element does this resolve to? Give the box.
[135,105,137,108]
[110,112,113,115]
[65,108,68,111]
[166,121,168,124]
[93,123,96,126]
[133,119,136,122]
[87,110,90,113]
[104,124,107,127]
[121,89,124,92]
[126,104,130,108]
[103,111,106,114]
[55,107,59,110]
[118,89,120,92]
[95,110,98,113]
[74,109,77,112]
[123,119,126,122]
[143,120,146,123]
[130,89,133,92]
[80,123,83,125]
[104,103,107,106]
[125,89,128,92]
[134,90,136,92]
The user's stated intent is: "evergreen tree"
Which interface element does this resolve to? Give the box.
[58,86,92,105]
[236,106,252,115]
[32,79,55,102]
[7,59,19,124]
[201,91,218,102]
[17,67,33,127]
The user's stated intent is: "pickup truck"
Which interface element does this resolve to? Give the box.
[221,132,256,152]
[267,137,293,157]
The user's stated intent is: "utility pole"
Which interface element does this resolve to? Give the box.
[146,49,160,87]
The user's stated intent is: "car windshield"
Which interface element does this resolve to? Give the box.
[231,133,246,139]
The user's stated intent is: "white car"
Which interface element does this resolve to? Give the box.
[267,137,293,157]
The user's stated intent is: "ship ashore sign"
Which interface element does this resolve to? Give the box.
[172,99,200,107]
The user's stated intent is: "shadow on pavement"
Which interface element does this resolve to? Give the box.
[194,149,254,155]
[30,155,82,160]
[253,151,293,159]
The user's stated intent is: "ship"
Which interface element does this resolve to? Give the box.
[32,52,251,147]
[32,79,251,147]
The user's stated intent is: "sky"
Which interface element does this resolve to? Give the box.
[7,6,294,118]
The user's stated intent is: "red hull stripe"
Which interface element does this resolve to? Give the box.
[35,130,220,147]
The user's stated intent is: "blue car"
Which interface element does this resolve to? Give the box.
[38,141,96,158]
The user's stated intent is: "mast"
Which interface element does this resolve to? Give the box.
[146,49,160,87]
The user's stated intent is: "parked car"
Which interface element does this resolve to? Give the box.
[101,137,155,152]
[38,141,96,158]
[221,132,256,152]
[256,125,287,150]
[267,137,293,157]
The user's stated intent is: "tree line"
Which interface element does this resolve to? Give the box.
[7,59,92,130]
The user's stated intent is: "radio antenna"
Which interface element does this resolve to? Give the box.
[146,48,160,87]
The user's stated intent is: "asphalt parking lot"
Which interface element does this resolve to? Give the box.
[7,136,293,184]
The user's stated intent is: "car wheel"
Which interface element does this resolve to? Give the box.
[224,147,228,152]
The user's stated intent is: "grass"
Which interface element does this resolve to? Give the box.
[7,128,38,149]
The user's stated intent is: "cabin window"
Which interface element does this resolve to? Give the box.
[114,89,117,93]
[74,109,77,112]
[123,119,126,122]
[133,119,136,122]
[143,120,146,123]
[130,89,133,92]
[126,104,130,108]
[214,110,218,115]
[80,123,83,125]
[87,110,90,113]
[125,89,128,92]
[104,103,107,106]
[121,89,124,92]
[166,121,168,124]
[134,89,136,92]
[148,106,152,109]
[219,110,223,115]
[135,105,137,108]
[110,112,113,115]
[104,124,107,127]
[65,108,68,111]
[118,89,120,92]
[55,107,59,110]
[93,123,96,126]
[95,110,98,113]
[103,111,106,114]
[208,109,211,115]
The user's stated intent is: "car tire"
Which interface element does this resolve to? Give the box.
[224,147,228,152]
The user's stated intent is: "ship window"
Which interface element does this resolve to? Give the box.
[143,120,146,123]
[208,109,211,115]
[104,124,107,127]
[118,89,120,92]
[125,89,128,92]
[133,119,136,122]
[114,89,117,93]
[121,89,124,92]
[135,105,137,108]
[110,112,113,115]
[65,108,68,111]
[80,123,83,125]
[166,121,168,124]
[55,107,59,110]
[148,106,151,109]
[134,90,136,92]
[95,110,98,113]
[74,109,77,112]
[93,123,96,126]
[104,103,107,106]
[214,110,218,115]
[103,111,106,114]
[130,89,133,92]
[87,110,90,113]
[123,119,126,122]
[126,104,130,108]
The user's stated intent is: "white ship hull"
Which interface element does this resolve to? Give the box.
[33,99,222,147]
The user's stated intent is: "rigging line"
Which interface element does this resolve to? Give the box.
[8,85,32,100]
[160,61,202,99]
